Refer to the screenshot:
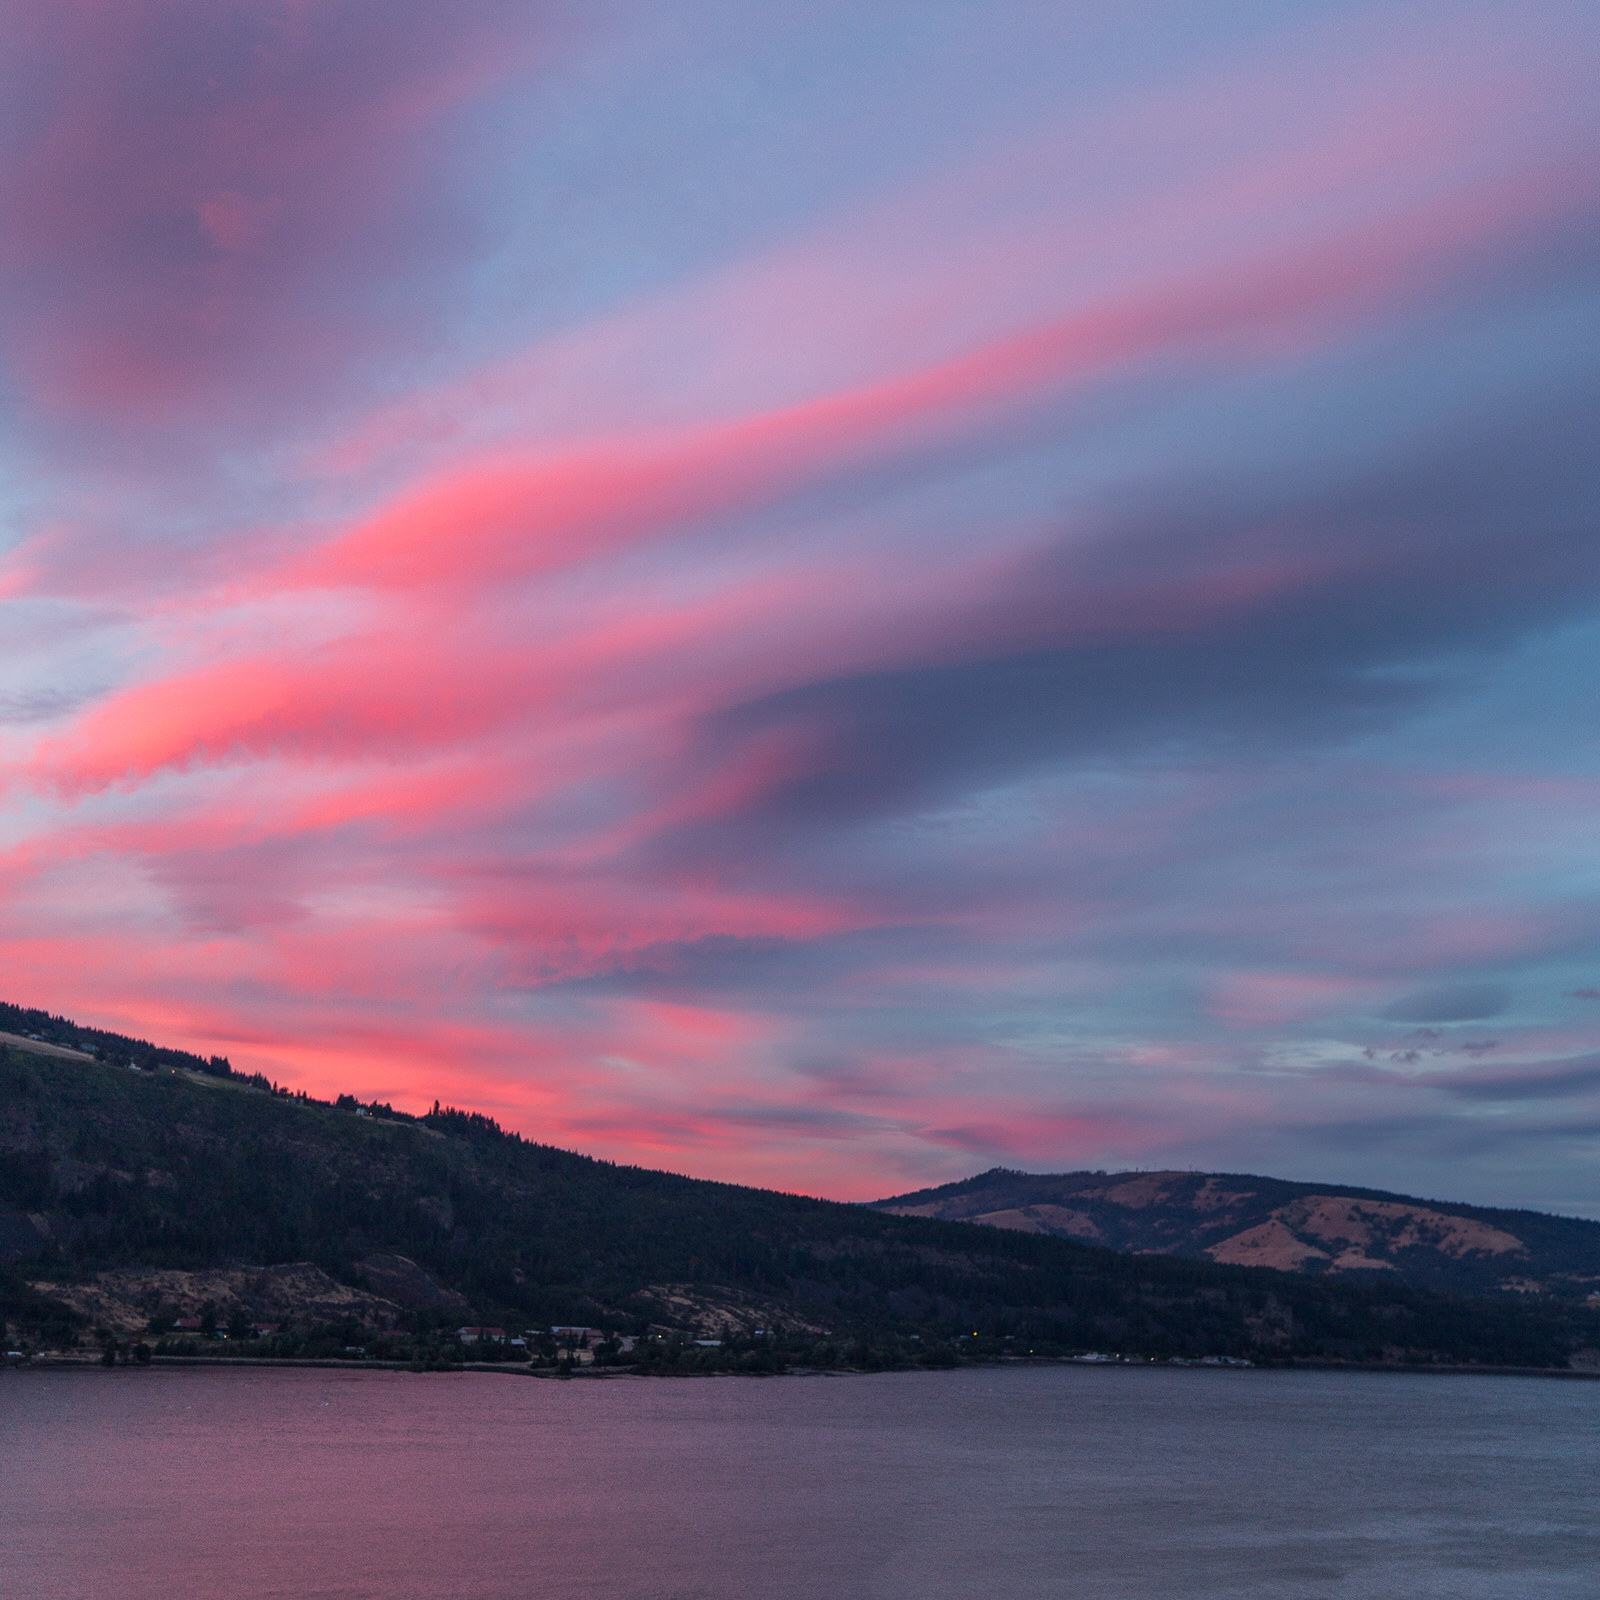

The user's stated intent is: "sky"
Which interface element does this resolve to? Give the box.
[2,1,1599,1213]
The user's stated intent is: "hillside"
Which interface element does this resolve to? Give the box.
[870,1169,1600,1297]
[3,1008,1600,1372]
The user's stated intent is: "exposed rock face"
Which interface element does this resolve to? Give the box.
[51,1159,132,1194]
[0,1206,50,1263]
[355,1253,470,1315]
[635,1284,832,1338]
[0,1207,89,1261]
[871,1168,1600,1296]
[29,1263,406,1336]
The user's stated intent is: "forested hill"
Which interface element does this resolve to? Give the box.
[0,999,237,1078]
[3,1017,1600,1373]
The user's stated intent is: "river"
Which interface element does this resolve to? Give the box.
[3,1363,1595,1598]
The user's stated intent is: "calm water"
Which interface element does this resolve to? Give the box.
[3,1364,1596,1599]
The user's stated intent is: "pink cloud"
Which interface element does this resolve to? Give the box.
[22,125,1578,805]
[1208,973,1383,1029]
[196,191,285,255]
[2,3,1598,1205]
[0,0,553,423]
[286,154,1593,607]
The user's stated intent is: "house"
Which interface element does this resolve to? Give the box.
[454,1326,506,1343]
[550,1325,599,1346]
[174,1317,203,1333]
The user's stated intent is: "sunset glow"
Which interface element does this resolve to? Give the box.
[3,1,1599,1209]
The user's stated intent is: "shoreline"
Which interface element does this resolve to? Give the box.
[7,1353,1599,1381]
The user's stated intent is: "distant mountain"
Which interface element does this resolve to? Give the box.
[869,1169,1600,1297]
[3,1004,1600,1372]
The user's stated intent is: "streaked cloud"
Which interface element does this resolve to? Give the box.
[2,1,1598,1211]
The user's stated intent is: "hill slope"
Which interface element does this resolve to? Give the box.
[870,1169,1600,1297]
[2,1013,1599,1371]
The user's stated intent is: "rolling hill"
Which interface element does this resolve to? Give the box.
[3,1001,1599,1372]
[869,1168,1600,1297]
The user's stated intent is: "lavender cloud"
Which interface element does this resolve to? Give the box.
[1,1,1598,1212]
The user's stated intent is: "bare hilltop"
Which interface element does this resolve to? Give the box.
[871,1169,1600,1298]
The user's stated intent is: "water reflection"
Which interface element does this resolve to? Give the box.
[3,1365,1595,1599]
